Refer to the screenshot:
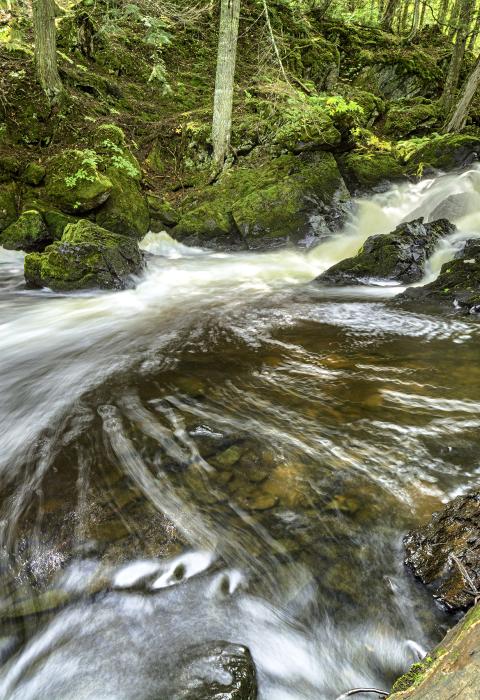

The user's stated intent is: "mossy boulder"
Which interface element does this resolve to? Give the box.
[316,218,455,285]
[44,149,113,214]
[384,100,440,139]
[147,195,178,231]
[275,105,341,153]
[22,161,46,186]
[400,239,480,313]
[43,209,78,239]
[405,134,480,174]
[0,154,21,183]
[0,210,51,252]
[337,151,406,193]
[24,219,144,291]
[95,170,149,238]
[174,153,350,250]
[0,182,17,232]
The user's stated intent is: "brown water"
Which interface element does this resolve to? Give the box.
[0,169,479,699]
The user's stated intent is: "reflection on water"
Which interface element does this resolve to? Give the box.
[0,168,479,698]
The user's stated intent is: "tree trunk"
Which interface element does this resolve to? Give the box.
[408,0,421,39]
[448,0,462,40]
[381,0,400,31]
[441,0,475,113]
[32,0,63,101]
[400,1,410,33]
[444,53,480,132]
[419,0,427,30]
[211,0,241,168]
[468,10,480,50]
[438,0,450,27]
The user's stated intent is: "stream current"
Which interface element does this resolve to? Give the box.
[0,168,479,699]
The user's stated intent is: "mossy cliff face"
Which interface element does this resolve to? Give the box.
[316,218,455,285]
[173,152,351,250]
[400,239,480,313]
[24,219,144,291]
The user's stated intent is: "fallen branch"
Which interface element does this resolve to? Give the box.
[335,690,388,700]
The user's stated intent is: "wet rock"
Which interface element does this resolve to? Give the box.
[24,219,144,291]
[147,194,179,231]
[427,192,480,222]
[171,641,257,700]
[96,170,149,239]
[400,239,480,313]
[45,149,113,214]
[316,218,455,285]
[404,491,480,611]
[0,210,51,252]
[0,589,71,622]
[389,602,480,699]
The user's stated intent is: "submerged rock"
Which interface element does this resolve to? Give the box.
[389,602,480,699]
[1,210,51,252]
[316,218,454,285]
[24,219,144,291]
[171,641,257,700]
[400,239,480,313]
[404,491,480,611]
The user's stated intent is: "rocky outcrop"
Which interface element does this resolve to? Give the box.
[24,219,144,291]
[171,641,257,700]
[173,152,351,250]
[404,492,480,611]
[400,239,480,314]
[316,218,455,285]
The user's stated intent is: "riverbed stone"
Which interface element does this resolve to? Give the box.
[404,491,480,611]
[171,641,258,700]
[400,239,480,313]
[0,210,51,252]
[24,219,144,291]
[315,218,455,285]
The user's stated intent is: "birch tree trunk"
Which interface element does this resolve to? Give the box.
[32,0,63,101]
[439,0,450,27]
[408,0,421,39]
[444,54,480,132]
[212,0,241,168]
[440,0,475,113]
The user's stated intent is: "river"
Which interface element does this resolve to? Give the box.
[0,167,479,699]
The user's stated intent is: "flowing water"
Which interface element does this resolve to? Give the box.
[0,168,480,699]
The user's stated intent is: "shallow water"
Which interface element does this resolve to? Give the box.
[0,168,479,699]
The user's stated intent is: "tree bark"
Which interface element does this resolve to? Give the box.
[438,0,450,27]
[32,0,63,101]
[468,10,480,50]
[444,53,480,132]
[381,0,401,31]
[212,0,241,167]
[441,0,475,113]
[408,0,421,39]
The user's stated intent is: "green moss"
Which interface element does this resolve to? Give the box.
[384,100,440,139]
[391,656,436,693]
[95,170,149,238]
[147,194,178,230]
[43,209,78,239]
[45,149,113,214]
[405,133,480,172]
[338,151,405,190]
[22,161,46,186]
[93,123,126,147]
[0,210,51,251]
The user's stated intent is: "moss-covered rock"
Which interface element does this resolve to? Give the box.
[174,153,350,250]
[147,194,178,231]
[0,182,17,232]
[384,100,440,139]
[316,218,455,285]
[0,210,51,252]
[0,153,21,183]
[44,149,113,214]
[43,209,78,239]
[274,104,341,153]
[400,239,480,313]
[22,161,46,186]
[337,151,406,193]
[24,219,144,291]
[96,170,149,238]
[405,134,480,174]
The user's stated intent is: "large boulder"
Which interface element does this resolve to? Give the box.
[45,149,113,214]
[405,134,480,174]
[171,641,257,700]
[404,492,480,611]
[0,182,17,232]
[316,218,455,285]
[337,151,406,194]
[24,219,144,291]
[0,210,51,252]
[400,238,480,313]
[173,153,351,250]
